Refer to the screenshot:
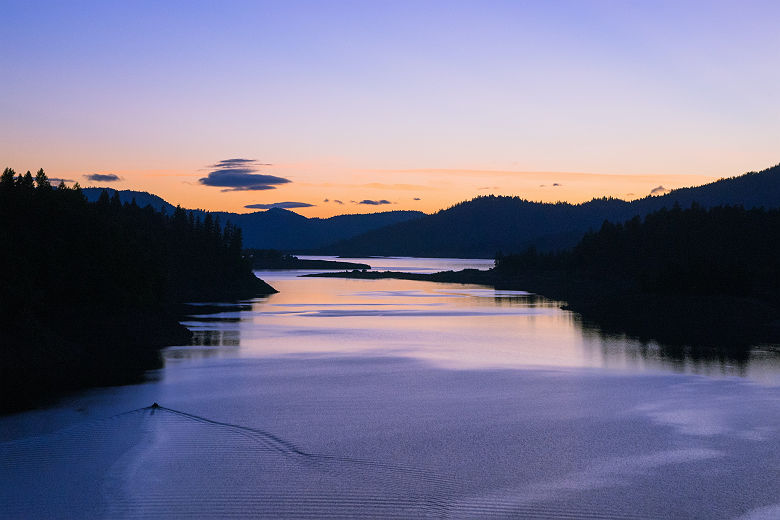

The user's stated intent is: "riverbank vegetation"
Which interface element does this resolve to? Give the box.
[0,168,276,412]
[493,203,780,354]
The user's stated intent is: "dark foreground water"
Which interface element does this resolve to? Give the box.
[1,257,779,519]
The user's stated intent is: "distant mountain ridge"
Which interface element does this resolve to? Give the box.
[83,188,176,214]
[82,188,425,250]
[84,163,780,257]
[321,163,780,258]
[210,208,425,250]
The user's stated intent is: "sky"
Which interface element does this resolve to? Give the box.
[2,0,779,217]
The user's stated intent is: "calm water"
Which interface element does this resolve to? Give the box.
[1,257,779,519]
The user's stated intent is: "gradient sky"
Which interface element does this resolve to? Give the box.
[2,0,778,217]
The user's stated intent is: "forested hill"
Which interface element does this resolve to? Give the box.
[212,208,426,251]
[1,169,275,412]
[322,163,780,258]
[497,204,780,301]
[493,204,780,350]
[82,188,424,250]
[325,196,631,258]
[82,187,176,214]
[630,164,780,212]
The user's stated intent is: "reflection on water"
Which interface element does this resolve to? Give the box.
[163,257,779,385]
[164,315,242,361]
[3,257,778,519]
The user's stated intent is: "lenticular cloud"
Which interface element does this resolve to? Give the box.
[199,159,290,191]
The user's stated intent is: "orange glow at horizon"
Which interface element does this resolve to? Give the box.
[44,165,722,218]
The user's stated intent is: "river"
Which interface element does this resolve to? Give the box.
[1,257,778,519]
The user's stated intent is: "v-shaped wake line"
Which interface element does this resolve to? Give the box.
[1,403,666,519]
[137,403,459,489]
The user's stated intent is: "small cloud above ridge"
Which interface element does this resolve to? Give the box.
[85,173,122,182]
[650,185,670,195]
[211,158,272,168]
[245,201,315,210]
[358,199,392,205]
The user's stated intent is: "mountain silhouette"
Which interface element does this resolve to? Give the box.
[82,188,424,251]
[211,208,425,251]
[321,163,780,258]
[83,188,176,214]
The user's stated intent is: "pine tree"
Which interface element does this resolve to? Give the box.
[35,168,51,189]
[17,170,34,189]
[0,167,15,189]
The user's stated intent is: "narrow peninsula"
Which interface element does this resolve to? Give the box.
[248,249,370,270]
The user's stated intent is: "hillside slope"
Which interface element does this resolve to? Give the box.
[82,188,425,250]
[215,208,425,250]
[322,163,780,258]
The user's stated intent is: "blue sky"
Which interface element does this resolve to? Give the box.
[2,0,778,215]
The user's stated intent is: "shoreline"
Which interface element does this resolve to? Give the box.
[0,275,277,415]
[304,269,780,357]
[253,258,370,270]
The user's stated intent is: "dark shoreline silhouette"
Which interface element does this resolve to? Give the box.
[0,168,276,414]
[247,249,370,270]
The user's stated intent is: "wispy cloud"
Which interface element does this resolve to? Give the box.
[85,173,122,182]
[413,197,421,201]
[333,199,344,205]
[650,185,670,195]
[357,199,392,205]
[49,177,75,183]
[199,158,290,191]
[360,182,433,191]
[244,201,314,210]
[211,158,272,168]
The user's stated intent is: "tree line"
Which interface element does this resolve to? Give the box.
[495,202,780,303]
[0,167,273,412]
[492,203,780,356]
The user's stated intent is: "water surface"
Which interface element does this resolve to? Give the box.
[1,257,778,519]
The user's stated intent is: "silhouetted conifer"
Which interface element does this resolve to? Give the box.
[1,167,16,189]
[17,170,34,189]
[0,168,274,411]
[35,168,50,189]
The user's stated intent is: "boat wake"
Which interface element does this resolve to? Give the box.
[0,404,657,519]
